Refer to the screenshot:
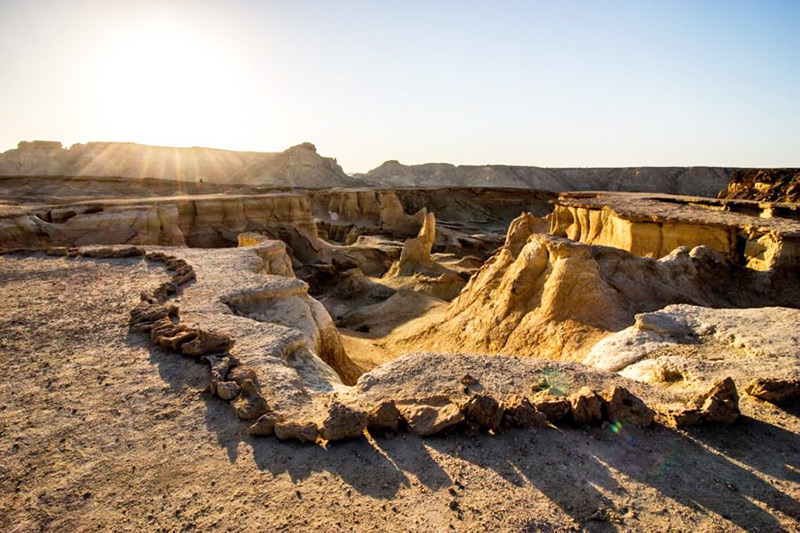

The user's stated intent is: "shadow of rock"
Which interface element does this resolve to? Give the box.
[428,423,800,531]
[687,415,800,484]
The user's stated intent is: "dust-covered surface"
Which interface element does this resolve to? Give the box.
[1,254,799,532]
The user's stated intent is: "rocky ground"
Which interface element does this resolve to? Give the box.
[1,254,798,532]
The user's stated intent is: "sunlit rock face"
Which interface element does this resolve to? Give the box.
[392,213,800,362]
[0,141,355,188]
[551,192,800,270]
[720,168,800,203]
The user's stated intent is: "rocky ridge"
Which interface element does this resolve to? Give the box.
[0,141,355,188]
[356,160,732,196]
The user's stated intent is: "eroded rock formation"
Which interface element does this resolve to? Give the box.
[720,168,800,203]
[0,194,319,249]
[393,213,800,362]
[551,192,800,270]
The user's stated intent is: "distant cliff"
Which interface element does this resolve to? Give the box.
[354,160,734,197]
[0,140,773,198]
[0,141,356,188]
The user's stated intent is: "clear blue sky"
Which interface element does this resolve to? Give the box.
[1,0,798,172]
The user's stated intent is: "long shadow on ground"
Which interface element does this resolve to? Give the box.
[141,336,799,531]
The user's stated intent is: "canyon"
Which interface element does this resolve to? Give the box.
[1,141,798,532]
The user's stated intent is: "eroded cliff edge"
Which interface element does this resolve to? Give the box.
[551,192,800,270]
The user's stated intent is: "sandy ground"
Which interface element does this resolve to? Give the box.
[1,254,799,532]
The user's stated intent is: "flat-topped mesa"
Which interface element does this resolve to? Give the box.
[551,192,800,270]
[0,140,356,188]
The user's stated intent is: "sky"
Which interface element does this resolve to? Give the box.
[0,0,798,173]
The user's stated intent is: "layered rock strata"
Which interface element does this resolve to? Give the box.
[552,192,800,270]
[0,193,319,249]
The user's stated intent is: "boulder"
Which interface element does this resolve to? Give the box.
[319,402,368,442]
[569,387,603,425]
[501,395,547,428]
[230,379,269,420]
[462,393,504,432]
[248,413,281,436]
[744,378,800,404]
[274,421,318,443]
[600,386,655,427]
[366,401,401,433]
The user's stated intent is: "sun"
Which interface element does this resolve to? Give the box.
[91,18,249,148]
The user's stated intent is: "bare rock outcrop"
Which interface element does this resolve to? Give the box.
[230,379,270,420]
[248,412,281,436]
[551,191,800,270]
[584,305,800,399]
[318,402,368,442]
[569,387,604,425]
[0,194,322,250]
[392,212,436,275]
[381,212,468,300]
[530,392,571,424]
[462,393,504,432]
[397,397,464,436]
[600,386,655,427]
[501,396,547,428]
[395,213,800,362]
[744,378,800,404]
[668,378,740,427]
[274,421,319,443]
[363,401,399,433]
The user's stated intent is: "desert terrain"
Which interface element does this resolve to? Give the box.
[1,141,799,532]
